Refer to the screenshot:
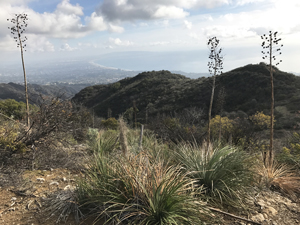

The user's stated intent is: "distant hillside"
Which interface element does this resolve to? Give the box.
[72,63,300,129]
[0,83,86,104]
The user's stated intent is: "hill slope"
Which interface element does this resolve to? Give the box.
[0,83,86,104]
[73,63,300,127]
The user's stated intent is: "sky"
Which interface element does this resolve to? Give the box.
[0,0,300,73]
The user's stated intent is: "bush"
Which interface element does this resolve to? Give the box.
[76,152,209,224]
[173,144,253,208]
[86,128,118,154]
[277,132,300,168]
[17,97,92,147]
[210,115,234,141]
[0,99,37,121]
[0,119,25,152]
[100,117,119,130]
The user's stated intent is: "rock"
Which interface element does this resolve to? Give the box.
[251,213,265,222]
[36,178,45,183]
[262,206,277,216]
[62,177,67,182]
[63,185,75,191]
[11,197,17,201]
[257,199,267,208]
[49,181,59,186]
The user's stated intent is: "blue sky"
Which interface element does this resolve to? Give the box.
[0,0,299,73]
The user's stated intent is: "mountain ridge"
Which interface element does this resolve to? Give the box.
[72,63,300,128]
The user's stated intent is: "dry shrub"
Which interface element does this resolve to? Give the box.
[255,160,300,200]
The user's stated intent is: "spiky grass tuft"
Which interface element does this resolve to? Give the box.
[43,189,83,224]
[77,151,210,224]
[174,143,254,208]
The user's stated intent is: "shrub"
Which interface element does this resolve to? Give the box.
[100,117,119,130]
[210,115,234,140]
[249,111,273,130]
[86,128,118,154]
[254,160,300,200]
[17,97,92,147]
[0,119,25,152]
[173,144,253,208]
[277,131,300,168]
[76,152,209,224]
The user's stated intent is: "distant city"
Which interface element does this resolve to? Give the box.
[0,59,207,87]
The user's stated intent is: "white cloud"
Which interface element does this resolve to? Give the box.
[184,20,192,29]
[139,22,149,27]
[27,35,55,52]
[85,12,107,32]
[59,43,77,51]
[0,35,18,52]
[189,32,201,40]
[99,0,229,21]
[234,0,267,5]
[56,0,83,16]
[153,6,188,19]
[0,0,112,42]
[108,23,124,33]
[109,37,133,46]
[203,25,255,39]
[150,41,170,46]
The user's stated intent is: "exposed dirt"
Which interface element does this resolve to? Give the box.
[0,144,87,225]
[1,145,300,225]
[0,168,79,225]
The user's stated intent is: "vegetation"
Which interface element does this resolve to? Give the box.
[173,143,253,208]
[2,19,300,224]
[8,13,30,126]
[261,31,283,167]
[207,36,224,153]
[73,64,300,131]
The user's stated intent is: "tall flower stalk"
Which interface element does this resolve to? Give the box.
[8,14,30,126]
[261,31,283,167]
[207,37,223,154]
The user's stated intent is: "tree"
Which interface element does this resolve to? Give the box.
[261,31,283,166]
[7,14,30,126]
[207,37,224,153]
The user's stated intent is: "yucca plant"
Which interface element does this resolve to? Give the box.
[77,151,210,224]
[43,189,83,224]
[126,129,171,164]
[86,128,118,154]
[173,143,253,208]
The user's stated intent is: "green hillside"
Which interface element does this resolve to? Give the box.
[72,63,300,129]
[0,82,86,104]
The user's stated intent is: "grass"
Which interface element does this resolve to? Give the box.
[173,143,254,208]
[76,149,209,224]
[43,189,83,224]
[86,128,118,154]
[254,160,300,199]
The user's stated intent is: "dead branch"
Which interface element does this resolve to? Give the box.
[208,207,261,225]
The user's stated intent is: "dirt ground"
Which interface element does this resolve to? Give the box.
[1,145,300,225]
[0,168,79,225]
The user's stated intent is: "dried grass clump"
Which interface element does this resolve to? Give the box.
[255,161,300,199]
[119,117,128,155]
